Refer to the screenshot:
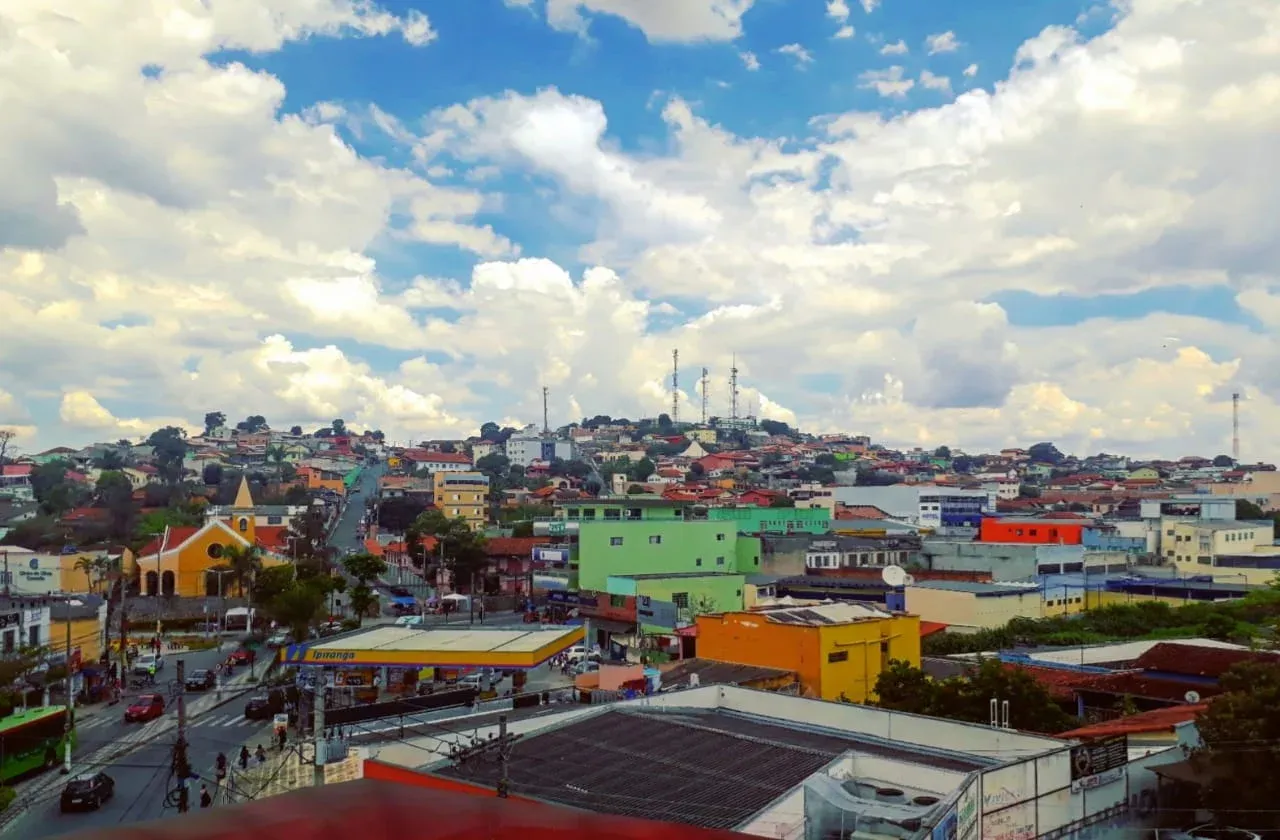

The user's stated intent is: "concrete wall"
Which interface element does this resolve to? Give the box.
[905,587,1042,630]
[922,541,1085,581]
[760,534,809,577]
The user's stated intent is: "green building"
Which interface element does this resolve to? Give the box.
[576,519,760,592]
[606,572,746,632]
[556,498,830,534]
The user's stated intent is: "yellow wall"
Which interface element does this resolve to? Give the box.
[55,616,104,663]
[685,429,716,444]
[433,471,487,531]
[146,524,289,597]
[695,611,919,703]
[905,587,1042,630]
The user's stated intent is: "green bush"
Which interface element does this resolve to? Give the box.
[0,786,15,813]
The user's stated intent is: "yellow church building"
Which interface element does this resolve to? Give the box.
[134,478,294,597]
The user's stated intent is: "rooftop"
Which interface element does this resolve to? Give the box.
[756,602,893,625]
[659,659,795,690]
[433,707,991,830]
[1057,704,1209,740]
[306,625,580,656]
[912,580,1041,597]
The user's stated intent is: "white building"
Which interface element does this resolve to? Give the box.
[0,598,51,653]
[363,682,1146,840]
[504,427,577,467]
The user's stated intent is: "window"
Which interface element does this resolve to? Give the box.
[716,533,726,541]
[716,556,725,566]
[452,494,459,501]
[627,508,642,519]
[649,535,662,544]
[451,509,459,516]
[609,594,626,607]
[827,651,848,663]
[567,509,580,519]
[695,558,703,566]
[1029,529,1038,536]
[604,509,621,520]
[582,509,596,520]
[238,518,248,532]
[610,537,624,546]
[267,515,282,525]
[207,543,224,559]
[672,593,689,609]
[27,625,39,648]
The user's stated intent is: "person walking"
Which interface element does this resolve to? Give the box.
[238,745,250,770]
[199,784,213,809]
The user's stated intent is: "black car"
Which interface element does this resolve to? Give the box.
[185,669,216,691]
[60,772,114,812]
[244,688,288,721]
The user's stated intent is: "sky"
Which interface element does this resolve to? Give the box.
[2,0,1279,460]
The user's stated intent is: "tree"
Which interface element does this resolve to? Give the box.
[204,412,226,434]
[627,457,655,483]
[933,446,951,458]
[31,460,83,515]
[266,580,329,642]
[222,544,263,600]
[759,419,794,437]
[657,413,672,430]
[376,497,430,533]
[202,463,224,486]
[479,421,501,441]
[341,552,388,626]
[235,415,268,433]
[287,508,332,568]
[1212,454,1235,467]
[73,554,114,596]
[0,428,15,465]
[1027,442,1064,464]
[332,418,346,436]
[93,450,125,470]
[1236,499,1266,520]
[95,471,136,540]
[439,441,456,454]
[406,509,488,589]
[289,425,303,436]
[475,452,511,475]
[252,564,296,607]
[769,495,796,508]
[1193,660,1280,828]
[872,659,1074,734]
[146,426,189,485]
[626,484,647,495]
[951,455,974,473]
[266,445,288,479]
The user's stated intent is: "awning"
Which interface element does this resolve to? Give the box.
[587,619,635,635]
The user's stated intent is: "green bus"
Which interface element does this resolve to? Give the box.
[0,706,76,782]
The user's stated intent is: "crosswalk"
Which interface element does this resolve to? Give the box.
[77,711,272,732]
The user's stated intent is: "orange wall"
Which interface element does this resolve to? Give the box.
[979,518,1084,545]
[695,613,822,695]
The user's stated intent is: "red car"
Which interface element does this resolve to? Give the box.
[227,649,255,666]
[124,694,165,723]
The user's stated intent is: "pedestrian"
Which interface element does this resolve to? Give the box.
[255,744,267,764]
[277,727,287,752]
[199,784,212,809]
[238,745,250,769]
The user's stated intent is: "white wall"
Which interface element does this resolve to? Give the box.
[848,754,967,794]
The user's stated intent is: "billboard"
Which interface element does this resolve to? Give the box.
[1069,734,1128,793]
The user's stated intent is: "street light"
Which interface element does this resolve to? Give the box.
[204,569,235,637]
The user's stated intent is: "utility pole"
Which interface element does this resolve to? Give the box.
[312,668,326,787]
[62,604,73,774]
[542,386,549,434]
[174,659,191,812]
[671,349,679,424]
[118,599,129,696]
[2,549,9,597]
[700,367,709,425]
[449,713,520,798]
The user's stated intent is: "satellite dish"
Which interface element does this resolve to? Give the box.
[881,565,907,587]
[1184,690,1201,704]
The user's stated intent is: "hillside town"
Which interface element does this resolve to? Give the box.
[2,412,1279,839]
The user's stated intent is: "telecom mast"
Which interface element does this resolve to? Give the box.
[700,368,709,425]
[542,386,549,433]
[1233,392,1241,463]
[672,349,679,424]
[729,355,740,420]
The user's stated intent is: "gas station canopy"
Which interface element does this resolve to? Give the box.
[278,625,585,670]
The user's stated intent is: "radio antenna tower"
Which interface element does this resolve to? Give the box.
[700,368,709,425]
[729,354,740,420]
[542,386,550,434]
[1232,392,1241,463]
[672,349,679,424]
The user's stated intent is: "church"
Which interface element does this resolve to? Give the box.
[134,477,295,597]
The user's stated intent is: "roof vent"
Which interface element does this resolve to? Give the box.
[913,795,940,807]
[875,787,905,804]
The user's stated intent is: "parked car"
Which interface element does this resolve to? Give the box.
[266,631,291,647]
[60,772,114,812]
[1167,827,1262,840]
[124,694,165,723]
[184,669,216,691]
[244,689,295,722]
[131,652,163,676]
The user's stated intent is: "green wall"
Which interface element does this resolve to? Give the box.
[629,574,745,632]
[707,506,830,534]
[577,520,761,591]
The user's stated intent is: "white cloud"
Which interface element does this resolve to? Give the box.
[776,43,815,67]
[835,25,856,39]
[963,62,979,77]
[861,0,881,11]
[926,30,961,54]
[7,0,1280,463]
[740,50,761,70]
[859,65,915,97]
[827,0,851,23]
[880,39,908,55]
[919,70,953,94]
[540,0,756,42]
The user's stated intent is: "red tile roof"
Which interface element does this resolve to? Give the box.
[1,465,32,477]
[483,537,541,556]
[1070,671,1224,703]
[1057,703,1209,740]
[254,526,290,552]
[1132,642,1280,678]
[1003,664,1090,701]
[62,507,107,522]
[835,505,890,520]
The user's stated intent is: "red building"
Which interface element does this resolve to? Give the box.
[979,517,1085,545]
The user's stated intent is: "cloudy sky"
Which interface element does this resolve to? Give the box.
[1,0,1278,459]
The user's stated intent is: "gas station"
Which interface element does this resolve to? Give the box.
[278,624,586,698]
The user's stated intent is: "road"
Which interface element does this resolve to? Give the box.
[13,643,268,839]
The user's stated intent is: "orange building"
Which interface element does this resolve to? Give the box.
[694,602,920,703]
[978,517,1085,545]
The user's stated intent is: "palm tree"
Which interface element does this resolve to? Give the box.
[73,555,113,595]
[266,445,288,481]
[223,544,262,599]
